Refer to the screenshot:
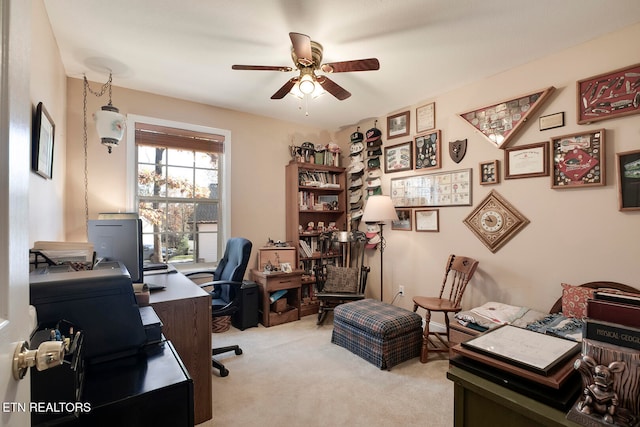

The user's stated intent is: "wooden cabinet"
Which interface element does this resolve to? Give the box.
[447,366,581,427]
[147,272,212,424]
[250,269,303,327]
[285,160,347,317]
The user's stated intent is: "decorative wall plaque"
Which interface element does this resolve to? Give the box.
[459,87,555,149]
[551,129,605,189]
[449,139,467,163]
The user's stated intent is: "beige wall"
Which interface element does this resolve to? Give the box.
[29,0,67,244]
[337,23,640,314]
[64,78,332,269]
[30,0,639,316]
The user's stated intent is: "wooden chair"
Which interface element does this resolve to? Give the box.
[314,230,370,325]
[413,254,479,363]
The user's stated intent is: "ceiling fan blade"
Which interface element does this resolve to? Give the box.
[232,65,293,72]
[317,76,351,100]
[289,32,313,66]
[321,58,380,73]
[271,78,298,99]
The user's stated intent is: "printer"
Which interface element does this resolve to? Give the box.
[28,262,194,427]
[30,262,151,364]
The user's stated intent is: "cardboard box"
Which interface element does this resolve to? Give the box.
[257,246,296,271]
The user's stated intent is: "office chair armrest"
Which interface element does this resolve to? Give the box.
[213,301,239,317]
[185,270,217,281]
[200,280,244,317]
[197,279,244,290]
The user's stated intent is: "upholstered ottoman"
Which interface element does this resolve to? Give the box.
[331,299,423,369]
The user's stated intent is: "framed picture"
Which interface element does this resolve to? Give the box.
[479,160,499,185]
[384,141,412,173]
[577,63,640,125]
[416,102,435,133]
[392,209,412,231]
[504,142,549,179]
[32,102,55,179]
[458,86,555,149]
[551,129,605,189]
[616,149,640,211]
[414,130,441,170]
[387,110,410,140]
[539,112,564,131]
[415,209,439,232]
[391,168,472,207]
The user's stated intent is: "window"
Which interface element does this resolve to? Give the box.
[128,118,230,265]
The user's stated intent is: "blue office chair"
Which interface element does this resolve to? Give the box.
[186,237,252,377]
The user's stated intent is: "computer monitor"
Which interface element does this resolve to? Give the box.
[88,219,143,283]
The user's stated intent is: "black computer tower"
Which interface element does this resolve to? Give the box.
[232,281,259,330]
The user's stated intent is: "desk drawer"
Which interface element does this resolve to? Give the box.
[268,306,299,327]
[262,275,301,291]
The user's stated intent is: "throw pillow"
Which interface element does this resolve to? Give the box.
[561,283,594,319]
[323,265,358,293]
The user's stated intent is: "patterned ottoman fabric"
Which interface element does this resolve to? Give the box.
[332,299,422,369]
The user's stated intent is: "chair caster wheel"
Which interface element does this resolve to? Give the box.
[235,348,243,355]
[219,368,229,377]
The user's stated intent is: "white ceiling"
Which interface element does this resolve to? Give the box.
[44,0,640,132]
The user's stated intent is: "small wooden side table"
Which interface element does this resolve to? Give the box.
[250,269,302,327]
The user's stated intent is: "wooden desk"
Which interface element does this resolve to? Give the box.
[250,269,302,327]
[147,271,212,424]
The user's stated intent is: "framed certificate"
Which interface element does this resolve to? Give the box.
[504,142,549,179]
[415,209,439,232]
[416,102,435,133]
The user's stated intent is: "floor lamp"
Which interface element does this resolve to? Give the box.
[361,195,398,302]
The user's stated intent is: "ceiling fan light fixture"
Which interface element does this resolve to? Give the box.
[298,74,316,94]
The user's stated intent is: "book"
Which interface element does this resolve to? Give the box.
[269,289,288,303]
[584,319,640,351]
[594,291,640,307]
[299,240,313,257]
[587,298,640,328]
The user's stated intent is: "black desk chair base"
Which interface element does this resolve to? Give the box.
[212,345,242,377]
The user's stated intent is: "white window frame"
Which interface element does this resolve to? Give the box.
[125,114,231,263]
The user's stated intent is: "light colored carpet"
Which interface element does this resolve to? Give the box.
[198,312,453,427]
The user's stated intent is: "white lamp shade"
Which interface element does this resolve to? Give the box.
[93,106,125,151]
[361,195,398,223]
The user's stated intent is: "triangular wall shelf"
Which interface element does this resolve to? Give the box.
[459,86,555,149]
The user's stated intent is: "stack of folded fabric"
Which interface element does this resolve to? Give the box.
[348,130,365,222]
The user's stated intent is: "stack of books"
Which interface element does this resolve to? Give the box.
[298,240,313,258]
[585,292,640,351]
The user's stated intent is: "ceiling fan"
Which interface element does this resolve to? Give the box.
[232,32,380,101]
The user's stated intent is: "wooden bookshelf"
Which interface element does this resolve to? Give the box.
[285,160,347,317]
